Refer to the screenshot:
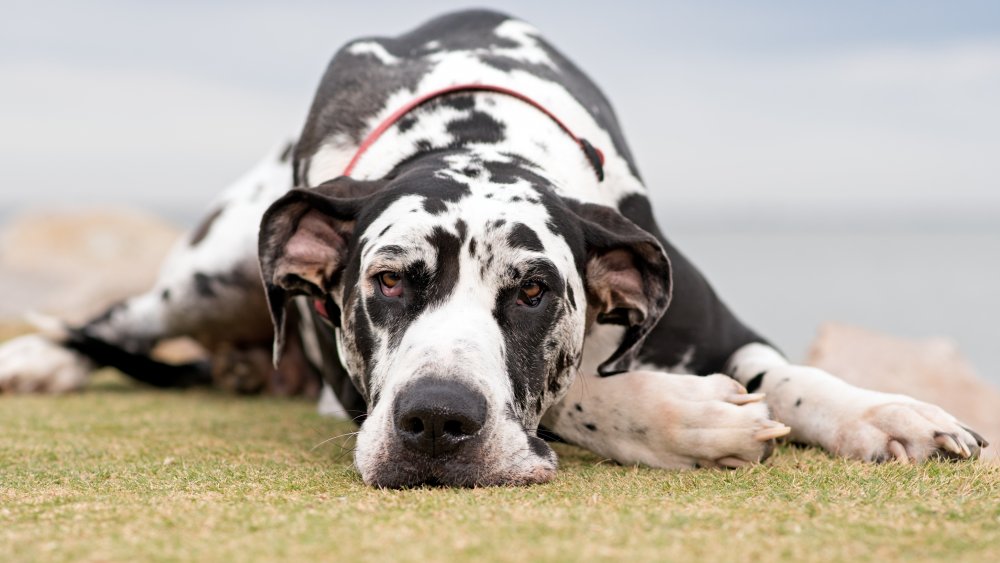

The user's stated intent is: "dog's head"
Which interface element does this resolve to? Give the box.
[259,152,671,487]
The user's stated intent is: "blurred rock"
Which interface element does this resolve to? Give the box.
[0,208,181,324]
[808,322,999,462]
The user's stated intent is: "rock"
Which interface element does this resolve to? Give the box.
[807,322,999,462]
[0,209,181,323]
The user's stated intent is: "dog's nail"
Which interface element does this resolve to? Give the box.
[754,425,791,441]
[727,393,765,405]
[716,456,750,468]
[961,426,990,448]
[888,439,909,463]
[957,435,972,458]
[933,432,967,458]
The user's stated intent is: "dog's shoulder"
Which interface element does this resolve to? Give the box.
[296,10,642,188]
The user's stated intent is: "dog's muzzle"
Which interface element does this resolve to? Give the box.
[394,379,488,458]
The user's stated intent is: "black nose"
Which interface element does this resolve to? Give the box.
[394,380,487,457]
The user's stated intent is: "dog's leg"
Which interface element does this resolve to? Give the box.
[0,140,298,394]
[541,370,789,469]
[725,343,988,462]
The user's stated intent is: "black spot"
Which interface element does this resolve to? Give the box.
[511,196,522,203]
[189,207,223,246]
[397,115,417,133]
[415,139,433,151]
[424,227,462,306]
[160,289,170,301]
[584,423,597,432]
[566,284,576,310]
[795,398,802,407]
[445,110,506,144]
[491,218,506,229]
[527,435,553,460]
[423,197,447,215]
[507,223,544,253]
[574,403,583,412]
[481,155,547,186]
[193,273,215,297]
[454,219,468,242]
[462,167,480,178]
[378,224,392,237]
[441,93,475,111]
[468,237,477,256]
[746,371,766,393]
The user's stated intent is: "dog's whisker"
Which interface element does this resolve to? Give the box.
[311,430,360,451]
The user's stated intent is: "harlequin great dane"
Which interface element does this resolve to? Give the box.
[0,9,987,486]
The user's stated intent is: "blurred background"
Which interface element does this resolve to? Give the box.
[1,1,998,382]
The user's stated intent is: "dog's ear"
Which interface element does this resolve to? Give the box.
[570,201,672,376]
[258,177,386,364]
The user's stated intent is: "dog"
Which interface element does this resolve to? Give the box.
[0,9,987,486]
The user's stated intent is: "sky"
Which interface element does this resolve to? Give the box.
[2,0,999,224]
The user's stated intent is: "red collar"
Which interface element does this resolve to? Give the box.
[342,83,605,181]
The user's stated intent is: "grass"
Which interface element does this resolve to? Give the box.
[2,370,999,562]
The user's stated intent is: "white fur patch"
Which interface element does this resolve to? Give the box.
[347,41,401,65]
[0,334,93,393]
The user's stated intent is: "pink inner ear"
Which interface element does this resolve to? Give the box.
[602,249,644,299]
[273,210,346,288]
[587,248,647,319]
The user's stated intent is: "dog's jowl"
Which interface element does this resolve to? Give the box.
[0,9,987,486]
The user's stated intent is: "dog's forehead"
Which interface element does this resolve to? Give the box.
[360,160,577,273]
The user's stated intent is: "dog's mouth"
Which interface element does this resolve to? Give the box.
[355,420,559,488]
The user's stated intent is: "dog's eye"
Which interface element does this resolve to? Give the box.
[378,271,403,297]
[517,280,545,307]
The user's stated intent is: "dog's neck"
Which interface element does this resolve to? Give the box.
[343,92,603,196]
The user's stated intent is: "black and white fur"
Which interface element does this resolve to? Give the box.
[0,10,986,486]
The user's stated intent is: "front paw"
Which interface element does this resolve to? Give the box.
[835,400,988,463]
[655,378,791,469]
[0,334,92,393]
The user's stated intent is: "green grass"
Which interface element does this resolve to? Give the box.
[2,370,998,562]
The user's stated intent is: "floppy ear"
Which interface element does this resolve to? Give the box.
[571,202,673,376]
[258,177,385,364]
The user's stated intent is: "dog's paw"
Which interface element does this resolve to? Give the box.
[833,399,988,463]
[662,390,791,469]
[613,373,789,469]
[0,334,93,393]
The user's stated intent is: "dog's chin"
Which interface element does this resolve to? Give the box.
[356,435,558,488]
